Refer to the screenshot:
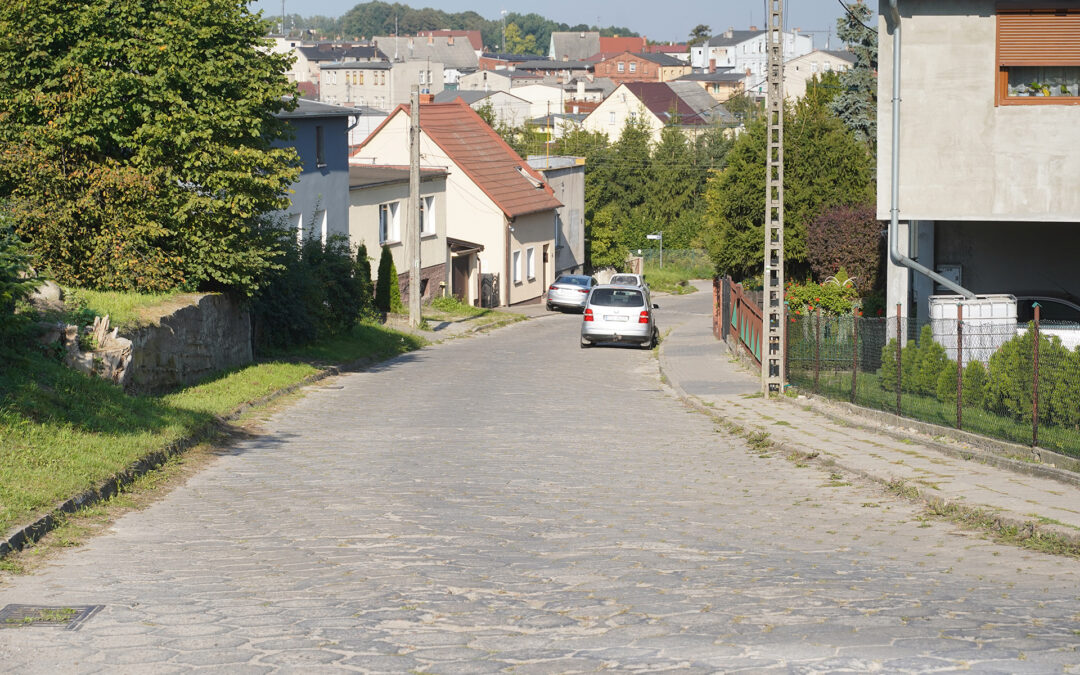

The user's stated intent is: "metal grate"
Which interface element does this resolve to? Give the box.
[0,604,102,631]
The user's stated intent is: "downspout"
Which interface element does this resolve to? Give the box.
[886,0,975,299]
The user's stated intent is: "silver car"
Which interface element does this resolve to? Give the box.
[547,274,596,311]
[580,284,659,349]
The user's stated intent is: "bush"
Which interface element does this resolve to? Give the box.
[374,245,403,314]
[806,203,883,295]
[786,276,859,317]
[354,243,375,320]
[913,325,948,396]
[0,213,34,323]
[879,326,952,397]
[984,326,1077,425]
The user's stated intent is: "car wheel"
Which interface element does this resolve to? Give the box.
[546,303,554,311]
[641,329,656,350]
[580,337,592,349]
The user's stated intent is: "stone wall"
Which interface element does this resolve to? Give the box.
[398,263,447,305]
[124,294,252,394]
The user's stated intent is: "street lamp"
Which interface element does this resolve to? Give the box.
[646,232,663,268]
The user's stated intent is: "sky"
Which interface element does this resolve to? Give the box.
[249,0,879,49]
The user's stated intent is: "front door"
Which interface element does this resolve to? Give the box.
[452,255,470,301]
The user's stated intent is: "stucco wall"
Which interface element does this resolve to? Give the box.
[877,0,1080,222]
[125,294,252,395]
[280,115,351,241]
[508,211,556,305]
[348,176,448,278]
[535,164,586,274]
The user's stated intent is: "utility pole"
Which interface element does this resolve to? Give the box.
[408,86,422,328]
[762,0,786,395]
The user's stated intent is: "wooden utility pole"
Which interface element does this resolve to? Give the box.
[762,0,786,395]
[408,86,422,327]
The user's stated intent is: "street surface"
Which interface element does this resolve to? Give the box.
[1,289,1079,672]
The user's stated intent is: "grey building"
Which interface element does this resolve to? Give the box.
[274,98,358,243]
[527,156,586,275]
[320,60,443,111]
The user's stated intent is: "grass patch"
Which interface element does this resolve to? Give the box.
[642,260,712,295]
[428,295,489,318]
[62,287,191,332]
[0,320,425,539]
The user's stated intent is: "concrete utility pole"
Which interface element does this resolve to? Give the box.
[408,86,422,328]
[762,0,786,395]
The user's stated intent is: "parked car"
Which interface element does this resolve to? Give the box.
[547,274,596,311]
[609,273,647,289]
[580,284,659,349]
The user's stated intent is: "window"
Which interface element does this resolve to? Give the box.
[617,62,625,72]
[379,201,400,243]
[997,8,1080,104]
[811,62,819,73]
[609,111,616,125]
[512,250,522,283]
[314,209,327,243]
[315,125,325,167]
[419,195,435,235]
[526,247,536,280]
[629,61,637,73]
[358,71,364,85]
[824,61,832,71]
[419,69,426,85]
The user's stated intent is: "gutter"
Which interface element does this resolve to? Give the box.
[886,0,975,300]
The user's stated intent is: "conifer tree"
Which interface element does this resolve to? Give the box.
[829,1,877,153]
[374,246,403,314]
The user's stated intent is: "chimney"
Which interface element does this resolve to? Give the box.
[577,79,585,97]
[708,58,715,74]
[725,27,733,38]
[448,36,454,46]
[427,35,433,44]
[420,93,434,103]
[749,26,757,32]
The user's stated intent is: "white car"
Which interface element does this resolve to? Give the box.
[580,284,659,349]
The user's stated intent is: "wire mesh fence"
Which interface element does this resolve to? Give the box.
[786,311,1080,457]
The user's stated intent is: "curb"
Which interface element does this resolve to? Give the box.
[0,312,543,560]
[656,337,1080,549]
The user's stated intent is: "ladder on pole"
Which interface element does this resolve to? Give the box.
[763,0,786,394]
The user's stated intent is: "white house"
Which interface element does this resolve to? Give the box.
[582,82,736,144]
[690,28,813,97]
[432,89,532,129]
[784,49,856,100]
[352,100,563,307]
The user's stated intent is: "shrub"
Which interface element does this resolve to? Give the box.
[935,359,959,403]
[374,246,403,314]
[963,360,988,408]
[786,276,859,316]
[984,326,1075,425]
[354,243,375,319]
[913,325,949,396]
[880,326,952,397]
[879,337,899,392]
[0,212,34,322]
[806,203,883,295]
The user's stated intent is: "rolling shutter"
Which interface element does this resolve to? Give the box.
[998,9,1080,66]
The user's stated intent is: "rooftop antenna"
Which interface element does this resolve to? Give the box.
[280,0,285,35]
[394,15,399,60]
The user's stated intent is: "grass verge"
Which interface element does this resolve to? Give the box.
[642,261,712,295]
[0,321,426,540]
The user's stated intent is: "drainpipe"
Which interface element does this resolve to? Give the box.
[886,0,974,300]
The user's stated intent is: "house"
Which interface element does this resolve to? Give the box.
[599,36,648,54]
[319,60,444,111]
[690,28,813,96]
[784,49,856,100]
[513,59,593,82]
[348,165,452,305]
[416,29,484,54]
[508,83,566,120]
[582,81,736,143]
[372,35,480,80]
[563,77,615,114]
[458,68,542,92]
[877,1,1080,324]
[643,43,690,62]
[352,100,563,306]
[676,69,746,103]
[478,53,541,71]
[526,156,586,275]
[527,112,587,139]
[592,51,692,84]
[432,89,531,129]
[274,98,358,243]
[289,43,384,85]
[549,31,601,61]
[347,106,389,148]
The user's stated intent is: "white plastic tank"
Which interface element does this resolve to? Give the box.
[929,294,1017,366]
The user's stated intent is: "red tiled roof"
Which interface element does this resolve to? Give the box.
[599,36,647,53]
[643,43,688,54]
[358,102,561,219]
[624,82,705,124]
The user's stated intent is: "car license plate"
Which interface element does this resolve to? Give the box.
[605,315,628,322]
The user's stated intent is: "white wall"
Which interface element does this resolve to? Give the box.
[582,87,664,144]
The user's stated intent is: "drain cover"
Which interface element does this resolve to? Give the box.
[0,604,102,630]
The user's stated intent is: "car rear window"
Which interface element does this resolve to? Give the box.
[610,275,639,285]
[589,288,644,307]
[556,276,589,287]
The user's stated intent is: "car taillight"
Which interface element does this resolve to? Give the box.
[578,288,589,293]
[549,284,557,291]
[584,308,594,322]
[639,310,650,324]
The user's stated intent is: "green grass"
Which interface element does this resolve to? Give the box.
[428,295,489,317]
[62,287,189,331]
[642,261,713,295]
[789,366,1080,457]
[0,321,427,537]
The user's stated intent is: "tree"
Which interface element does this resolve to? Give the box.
[806,204,883,294]
[0,0,300,295]
[374,245,403,314]
[688,24,711,48]
[830,1,878,152]
[503,22,537,55]
[0,205,33,325]
[354,242,375,319]
[646,125,697,233]
[702,94,874,280]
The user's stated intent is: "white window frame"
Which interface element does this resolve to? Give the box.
[609,111,616,125]
[617,62,625,73]
[379,201,400,244]
[419,195,435,236]
[512,250,522,283]
[629,61,637,73]
[526,247,535,280]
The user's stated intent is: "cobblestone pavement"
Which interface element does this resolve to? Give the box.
[2,301,1080,673]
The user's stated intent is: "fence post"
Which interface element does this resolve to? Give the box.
[956,304,963,430]
[814,306,821,393]
[896,304,902,416]
[1033,302,1040,448]
[850,313,859,403]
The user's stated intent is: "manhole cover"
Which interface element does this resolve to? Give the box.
[0,604,102,630]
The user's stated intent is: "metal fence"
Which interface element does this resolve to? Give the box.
[786,307,1080,457]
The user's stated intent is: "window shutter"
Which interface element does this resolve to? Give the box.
[998,10,1080,66]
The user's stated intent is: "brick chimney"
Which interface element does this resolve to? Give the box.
[420,93,434,103]
[448,36,454,46]
[708,58,716,74]
[750,25,758,32]
[725,27,733,39]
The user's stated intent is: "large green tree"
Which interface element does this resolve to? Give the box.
[702,92,874,280]
[829,1,877,152]
[0,0,300,294]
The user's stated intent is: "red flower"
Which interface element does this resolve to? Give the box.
[877,308,884,316]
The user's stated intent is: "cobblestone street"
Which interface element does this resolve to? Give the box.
[1,295,1079,672]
